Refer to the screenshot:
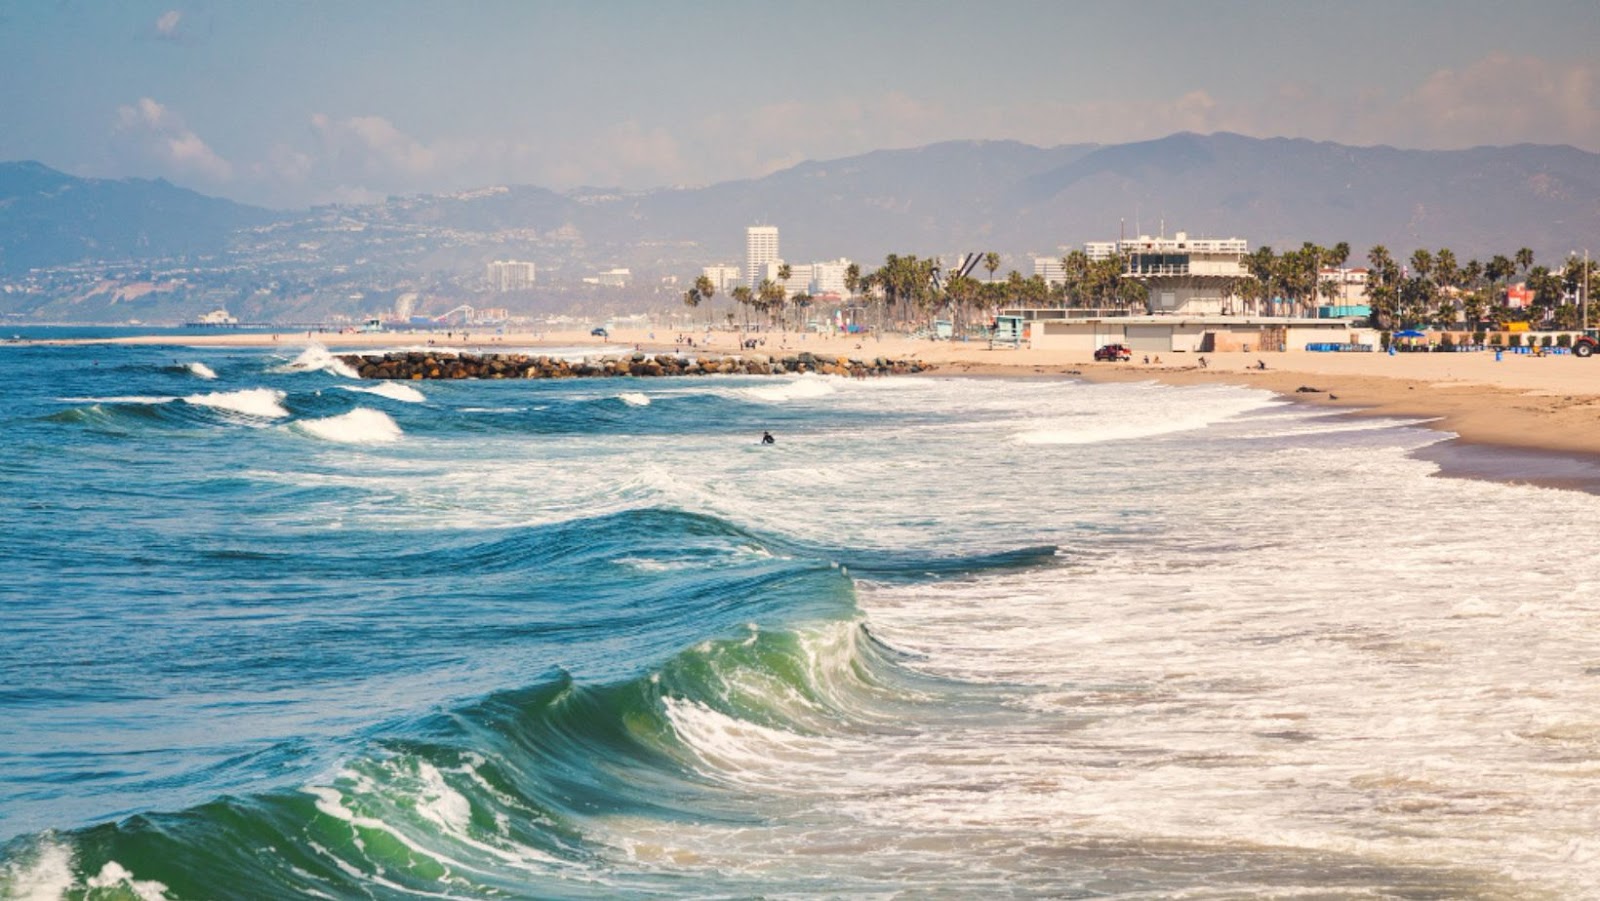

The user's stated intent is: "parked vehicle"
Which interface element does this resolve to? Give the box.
[1575,331,1598,357]
[591,327,609,338]
[1093,343,1133,361]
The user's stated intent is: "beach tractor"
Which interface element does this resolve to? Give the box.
[1574,331,1598,358]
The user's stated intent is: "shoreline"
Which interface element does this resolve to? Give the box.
[18,326,1600,487]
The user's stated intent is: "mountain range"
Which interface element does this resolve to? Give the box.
[4,132,1599,285]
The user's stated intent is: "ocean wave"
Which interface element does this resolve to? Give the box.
[616,392,651,407]
[274,344,359,379]
[737,375,837,403]
[340,382,427,404]
[2,615,921,898]
[186,361,218,380]
[293,407,403,444]
[1011,385,1270,445]
[182,387,289,419]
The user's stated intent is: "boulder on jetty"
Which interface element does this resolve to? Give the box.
[339,351,935,380]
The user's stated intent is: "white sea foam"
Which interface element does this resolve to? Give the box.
[185,361,217,380]
[617,392,651,407]
[738,375,837,403]
[340,382,426,403]
[0,837,77,901]
[86,860,170,900]
[182,387,289,419]
[275,344,359,379]
[294,407,402,444]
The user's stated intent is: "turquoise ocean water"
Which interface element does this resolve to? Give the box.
[3,335,1600,898]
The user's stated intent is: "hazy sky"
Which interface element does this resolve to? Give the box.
[3,1,1596,209]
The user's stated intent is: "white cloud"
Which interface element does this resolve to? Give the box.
[1387,53,1598,149]
[154,10,181,39]
[114,97,233,182]
[310,113,438,179]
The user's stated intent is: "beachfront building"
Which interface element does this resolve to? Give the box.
[998,308,1378,355]
[1032,256,1066,286]
[486,260,536,292]
[1087,232,1250,315]
[701,264,743,295]
[1318,267,1372,318]
[746,226,780,287]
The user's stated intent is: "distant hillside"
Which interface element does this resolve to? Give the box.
[5,132,1599,300]
[367,134,1600,266]
[0,162,276,274]
[1007,133,1600,263]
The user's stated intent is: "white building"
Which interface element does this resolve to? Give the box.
[584,268,631,288]
[1032,256,1065,285]
[746,226,780,287]
[1006,311,1375,355]
[1088,232,1250,315]
[758,261,815,297]
[486,260,536,291]
[1318,267,1370,306]
[701,264,743,294]
[811,258,853,296]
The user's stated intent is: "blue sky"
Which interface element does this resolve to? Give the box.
[3,0,1596,208]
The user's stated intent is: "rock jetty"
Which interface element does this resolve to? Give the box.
[339,351,935,380]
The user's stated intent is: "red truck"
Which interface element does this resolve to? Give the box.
[1576,331,1598,357]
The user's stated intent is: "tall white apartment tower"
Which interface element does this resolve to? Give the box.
[745,226,780,287]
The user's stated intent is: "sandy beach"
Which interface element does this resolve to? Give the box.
[28,325,1600,460]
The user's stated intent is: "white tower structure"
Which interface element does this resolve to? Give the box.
[745,226,780,287]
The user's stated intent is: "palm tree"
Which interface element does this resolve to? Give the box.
[792,292,814,331]
[731,285,753,330]
[1515,247,1535,277]
[1366,245,1399,329]
[777,263,792,300]
[681,288,701,320]
[1245,246,1279,315]
[984,252,1001,285]
[693,274,716,327]
[758,278,785,330]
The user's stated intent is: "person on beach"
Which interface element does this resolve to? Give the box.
[1198,356,1208,369]
[761,431,775,445]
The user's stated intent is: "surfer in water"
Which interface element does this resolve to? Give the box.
[761,431,775,445]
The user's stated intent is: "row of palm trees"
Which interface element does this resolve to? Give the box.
[681,244,1598,334]
[1364,245,1596,330]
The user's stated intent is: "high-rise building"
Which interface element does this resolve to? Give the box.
[486,260,536,291]
[745,226,779,287]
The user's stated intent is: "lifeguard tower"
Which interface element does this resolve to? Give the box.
[991,315,1024,349]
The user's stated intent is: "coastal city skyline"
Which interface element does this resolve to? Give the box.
[2,1,1597,209]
